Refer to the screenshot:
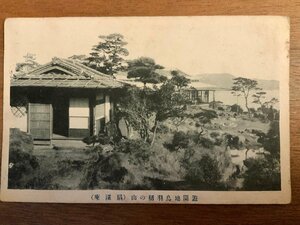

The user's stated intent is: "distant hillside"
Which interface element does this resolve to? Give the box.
[116,70,279,90]
[192,73,279,90]
[256,79,280,90]
[156,69,191,79]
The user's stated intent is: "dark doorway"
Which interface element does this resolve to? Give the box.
[52,94,69,137]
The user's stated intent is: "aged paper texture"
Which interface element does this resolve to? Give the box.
[1,16,291,203]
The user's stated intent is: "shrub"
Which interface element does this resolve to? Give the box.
[115,139,151,164]
[165,131,189,151]
[198,137,215,149]
[156,123,169,134]
[249,108,256,114]
[24,170,61,190]
[82,133,112,146]
[259,121,280,158]
[172,131,190,149]
[184,154,222,189]
[180,147,195,169]
[230,104,243,114]
[8,129,39,189]
[252,121,280,159]
[210,131,220,138]
[81,139,154,189]
[80,152,128,189]
[8,147,39,188]
[209,132,223,146]
[225,134,240,149]
[209,101,223,109]
[190,132,215,149]
[57,159,85,176]
[100,153,128,183]
[193,109,218,124]
[253,112,268,122]
[9,128,33,153]
[243,157,281,191]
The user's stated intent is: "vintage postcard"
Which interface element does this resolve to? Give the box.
[1,16,291,204]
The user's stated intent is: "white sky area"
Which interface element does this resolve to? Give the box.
[5,17,289,80]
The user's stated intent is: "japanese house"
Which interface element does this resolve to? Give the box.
[10,57,123,144]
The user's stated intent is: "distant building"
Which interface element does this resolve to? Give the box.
[184,79,217,104]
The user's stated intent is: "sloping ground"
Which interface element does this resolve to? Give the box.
[27,105,270,190]
[9,128,34,153]
[32,144,91,190]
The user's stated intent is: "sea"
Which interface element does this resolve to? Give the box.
[214,90,280,110]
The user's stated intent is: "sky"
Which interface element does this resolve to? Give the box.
[4,16,289,80]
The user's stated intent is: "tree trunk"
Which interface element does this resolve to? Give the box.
[151,120,158,147]
[245,96,250,116]
[113,117,123,139]
[245,147,250,160]
[199,126,204,136]
[124,120,131,137]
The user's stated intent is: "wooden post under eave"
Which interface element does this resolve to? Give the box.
[213,90,216,108]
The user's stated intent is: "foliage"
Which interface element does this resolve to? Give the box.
[171,114,188,131]
[209,101,223,109]
[57,159,85,176]
[243,157,281,190]
[115,79,189,145]
[115,86,153,141]
[8,129,39,188]
[224,134,241,150]
[265,97,279,108]
[198,136,216,149]
[230,104,243,114]
[150,81,189,122]
[256,121,280,158]
[15,53,39,74]
[166,130,223,151]
[149,81,190,145]
[9,128,34,152]
[8,146,39,188]
[210,131,220,138]
[155,123,170,134]
[82,130,118,146]
[115,139,152,164]
[165,131,190,151]
[68,54,89,63]
[252,91,267,108]
[80,138,154,189]
[8,129,64,189]
[170,70,190,90]
[80,151,128,189]
[192,110,218,125]
[180,147,196,170]
[252,90,279,122]
[86,33,129,75]
[190,109,218,135]
[127,57,166,86]
[231,77,260,114]
[243,121,281,190]
[184,155,222,188]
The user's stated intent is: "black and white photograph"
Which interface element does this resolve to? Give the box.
[1,17,290,203]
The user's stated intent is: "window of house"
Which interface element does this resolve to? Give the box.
[10,96,28,118]
[69,98,89,129]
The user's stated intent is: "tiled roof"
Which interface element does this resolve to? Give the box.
[11,57,123,89]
